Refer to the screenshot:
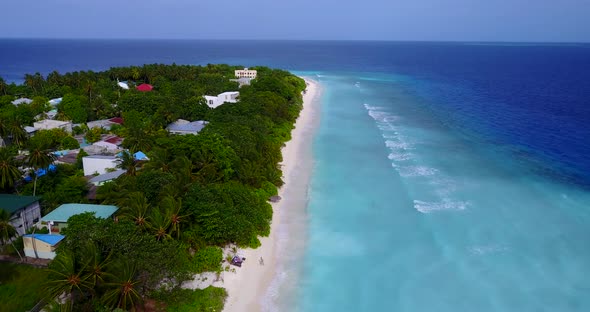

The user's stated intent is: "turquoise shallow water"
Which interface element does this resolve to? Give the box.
[291,73,590,312]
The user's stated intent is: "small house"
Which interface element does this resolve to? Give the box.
[48,98,62,106]
[82,155,119,176]
[0,194,41,236]
[203,92,239,108]
[230,77,253,87]
[92,135,123,151]
[40,203,119,233]
[88,169,125,186]
[23,234,65,259]
[166,119,208,135]
[136,83,153,92]
[33,119,73,133]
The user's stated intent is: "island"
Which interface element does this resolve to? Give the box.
[0,64,313,312]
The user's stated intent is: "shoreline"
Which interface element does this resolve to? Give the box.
[221,77,321,312]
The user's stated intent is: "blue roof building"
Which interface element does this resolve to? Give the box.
[166,119,208,135]
[23,234,65,259]
[134,151,149,161]
[41,203,118,233]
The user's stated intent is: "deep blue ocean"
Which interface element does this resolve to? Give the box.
[2,40,590,311]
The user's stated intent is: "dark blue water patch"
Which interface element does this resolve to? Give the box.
[1,39,589,186]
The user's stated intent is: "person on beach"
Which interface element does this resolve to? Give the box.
[259,257,264,265]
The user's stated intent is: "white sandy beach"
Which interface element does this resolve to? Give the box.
[218,78,320,312]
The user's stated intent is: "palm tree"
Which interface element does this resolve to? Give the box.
[0,77,7,95]
[85,243,112,289]
[102,261,141,311]
[0,148,22,190]
[46,70,62,86]
[0,210,24,261]
[160,156,194,198]
[131,67,141,81]
[117,151,144,176]
[147,206,171,241]
[159,196,188,240]
[26,144,56,196]
[120,192,150,229]
[24,74,37,93]
[6,120,27,147]
[142,148,171,173]
[45,250,93,311]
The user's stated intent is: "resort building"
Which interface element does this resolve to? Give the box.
[23,234,65,260]
[82,155,120,176]
[166,119,209,135]
[33,119,73,133]
[203,92,239,108]
[235,68,257,79]
[40,203,119,234]
[0,194,41,236]
[12,98,33,106]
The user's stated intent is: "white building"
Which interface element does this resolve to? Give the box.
[12,98,33,106]
[48,97,62,106]
[117,81,130,90]
[235,68,257,79]
[82,155,120,176]
[33,119,73,133]
[203,91,239,108]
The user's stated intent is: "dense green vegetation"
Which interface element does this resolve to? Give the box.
[0,262,49,312]
[0,64,306,311]
[152,287,227,312]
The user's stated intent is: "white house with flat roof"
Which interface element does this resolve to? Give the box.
[235,68,257,79]
[82,155,120,176]
[33,119,73,133]
[203,92,239,108]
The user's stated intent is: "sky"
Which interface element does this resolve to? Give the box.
[1,0,589,42]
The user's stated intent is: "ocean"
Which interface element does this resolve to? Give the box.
[2,40,590,311]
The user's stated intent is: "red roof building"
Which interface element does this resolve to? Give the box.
[109,117,124,124]
[104,136,123,146]
[136,84,153,92]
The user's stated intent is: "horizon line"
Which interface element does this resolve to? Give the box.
[0,37,589,44]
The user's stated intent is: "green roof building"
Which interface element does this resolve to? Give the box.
[0,194,42,236]
[41,203,118,233]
